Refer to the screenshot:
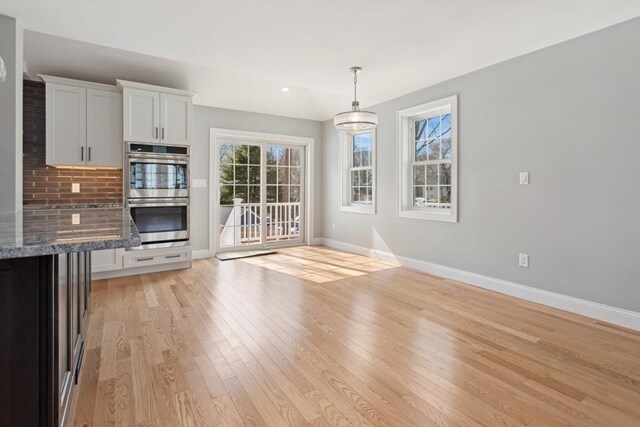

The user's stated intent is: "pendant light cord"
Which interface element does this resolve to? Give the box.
[352,68,360,111]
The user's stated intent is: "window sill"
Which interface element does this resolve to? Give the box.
[340,205,376,215]
[397,208,457,222]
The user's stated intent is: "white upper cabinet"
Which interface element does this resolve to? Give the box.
[118,80,195,146]
[87,89,123,167]
[45,82,87,166]
[123,88,160,143]
[40,75,122,167]
[161,93,192,144]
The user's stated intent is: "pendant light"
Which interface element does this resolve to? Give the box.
[334,66,378,131]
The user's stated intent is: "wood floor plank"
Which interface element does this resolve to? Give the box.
[71,246,640,427]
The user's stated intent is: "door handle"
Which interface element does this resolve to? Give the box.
[155,127,159,138]
[165,254,181,259]
[88,147,91,162]
[81,146,84,161]
[136,257,154,262]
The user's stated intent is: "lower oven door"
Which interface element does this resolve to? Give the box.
[128,198,189,244]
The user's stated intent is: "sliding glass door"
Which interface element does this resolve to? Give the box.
[217,140,304,250]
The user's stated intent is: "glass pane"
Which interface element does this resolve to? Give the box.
[290,187,300,203]
[234,185,248,202]
[249,166,260,184]
[426,186,438,203]
[415,141,429,161]
[441,114,452,137]
[249,145,261,165]
[440,186,451,204]
[413,166,425,185]
[365,169,372,186]
[248,185,261,203]
[266,147,278,165]
[426,164,438,185]
[352,187,360,202]
[359,170,368,186]
[441,137,452,159]
[439,164,451,185]
[220,143,234,165]
[363,187,372,202]
[235,145,249,164]
[290,147,302,166]
[353,132,372,151]
[220,164,234,184]
[353,151,362,167]
[278,148,289,166]
[266,185,276,203]
[427,139,439,160]
[413,186,425,206]
[220,185,234,205]
[351,170,359,186]
[290,167,301,185]
[234,165,248,184]
[266,166,277,184]
[427,116,441,138]
[414,119,427,140]
[277,167,289,185]
[277,186,289,203]
[362,150,371,167]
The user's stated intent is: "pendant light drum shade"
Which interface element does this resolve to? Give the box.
[334,66,378,131]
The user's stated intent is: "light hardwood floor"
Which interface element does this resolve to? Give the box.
[71,246,640,426]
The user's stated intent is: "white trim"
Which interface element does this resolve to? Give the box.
[39,74,120,92]
[316,238,640,331]
[192,249,213,259]
[209,128,315,256]
[396,95,458,222]
[117,79,196,98]
[340,130,376,215]
[92,261,192,280]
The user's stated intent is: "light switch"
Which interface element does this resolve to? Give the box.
[71,183,80,193]
[519,172,529,185]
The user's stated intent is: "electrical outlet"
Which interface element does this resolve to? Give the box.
[71,183,80,193]
[332,223,336,231]
[519,172,529,185]
[72,214,80,225]
[519,253,529,268]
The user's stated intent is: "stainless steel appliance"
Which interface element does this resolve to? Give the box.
[127,198,190,247]
[126,142,189,198]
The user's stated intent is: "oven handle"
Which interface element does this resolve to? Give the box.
[127,154,189,164]
[127,199,189,208]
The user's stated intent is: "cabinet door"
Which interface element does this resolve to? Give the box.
[87,89,123,167]
[123,88,160,143]
[160,93,192,145]
[45,83,87,165]
[91,248,124,272]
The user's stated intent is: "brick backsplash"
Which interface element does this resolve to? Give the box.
[23,80,123,207]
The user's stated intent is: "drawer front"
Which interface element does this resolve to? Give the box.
[123,248,190,269]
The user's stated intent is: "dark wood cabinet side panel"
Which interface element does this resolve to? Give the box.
[0,265,12,427]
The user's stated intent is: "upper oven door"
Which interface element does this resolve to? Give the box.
[127,154,189,198]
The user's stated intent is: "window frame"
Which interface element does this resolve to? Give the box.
[340,129,376,215]
[396,95,458,222]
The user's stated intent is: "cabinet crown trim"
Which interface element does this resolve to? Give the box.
[38,74,120,92]
[117,79,197,98]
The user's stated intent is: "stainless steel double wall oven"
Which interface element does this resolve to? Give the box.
[126,142,190,247]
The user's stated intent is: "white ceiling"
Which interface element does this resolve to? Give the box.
[3,0,639,121]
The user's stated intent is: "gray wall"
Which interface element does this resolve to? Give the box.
[191,105,323,252]
[321,18,640,311]
[0,14,22,212]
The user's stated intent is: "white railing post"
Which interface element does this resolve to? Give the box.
[234,198,243,246]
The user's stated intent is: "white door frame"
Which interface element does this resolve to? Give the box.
[209,128,315,255]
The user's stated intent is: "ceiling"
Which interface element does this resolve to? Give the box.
[2,0,639,121]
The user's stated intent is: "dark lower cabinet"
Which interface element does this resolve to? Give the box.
[0,251,91,427]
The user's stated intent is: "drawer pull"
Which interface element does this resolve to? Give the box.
[165,254,182,259]
[136,257,154,262]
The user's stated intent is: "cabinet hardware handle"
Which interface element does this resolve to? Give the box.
[137,257,154,262]
[155,127,159,138]
[81,146,84,161]
[165,254,181,259]
[88,147,91,162]
[162,127,165,139]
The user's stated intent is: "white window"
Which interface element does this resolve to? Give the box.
[341,130,376,214]
[397,95,457,222]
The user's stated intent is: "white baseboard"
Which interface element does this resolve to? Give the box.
[317,238,640,331]
[192,249,213,259]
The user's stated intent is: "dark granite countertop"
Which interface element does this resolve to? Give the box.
[0,208,140,259]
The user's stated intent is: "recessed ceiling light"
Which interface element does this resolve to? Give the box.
[281,87,289,92]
